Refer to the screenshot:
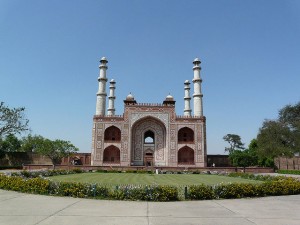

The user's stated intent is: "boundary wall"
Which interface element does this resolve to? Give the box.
[22,164,274,173]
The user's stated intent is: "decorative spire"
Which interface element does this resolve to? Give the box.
[192,58,203,116]
[107,79,116,116]
[95,57,108,115]
[184,80,192,116]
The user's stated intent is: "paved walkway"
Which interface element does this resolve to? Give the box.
[1,190,300,225]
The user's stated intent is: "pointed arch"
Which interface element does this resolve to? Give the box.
[103,145,120,163]
[104,126,121,142]
[178,127,194,143]
[178,146,194,165]
[131,116,166,165]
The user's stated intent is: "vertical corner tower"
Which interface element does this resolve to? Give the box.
[95,57,108,116]
[192,58,203,116]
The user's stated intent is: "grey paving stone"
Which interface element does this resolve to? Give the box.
[0,190,300,225]
[0,216,47,225]
[38,215,148,225]
[57,199,147,217]
[149,217,256,225]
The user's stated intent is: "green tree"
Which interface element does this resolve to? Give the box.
[20,135,42,152]
[21,135,78,168]
[278,102,300,152]
[257,120,296,159]
[0,134,22,153]
[228,139,258,170]
[279,102,300,130]
[0,102,29,137]
[229,150,255,169]
[248,139,258,152]
[223,134,245,154]
[256,101,300,164]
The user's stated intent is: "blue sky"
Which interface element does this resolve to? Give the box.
[1,0,299,154]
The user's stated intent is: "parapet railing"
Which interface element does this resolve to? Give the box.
[134,103,164,106]
[176,115,203,119]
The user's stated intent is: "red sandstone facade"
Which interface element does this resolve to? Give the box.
[91,97,207,167]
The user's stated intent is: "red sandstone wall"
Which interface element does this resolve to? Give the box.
[0,152,90,167]
[275,157,300,170]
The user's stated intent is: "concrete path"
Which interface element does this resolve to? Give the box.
[0,190,300,225]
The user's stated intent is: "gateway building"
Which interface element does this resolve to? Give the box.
[91,57,207,167]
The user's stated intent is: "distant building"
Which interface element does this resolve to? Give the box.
[91,57,207,167]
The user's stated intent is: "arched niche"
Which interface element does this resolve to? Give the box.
[178,127,194,143]
[104,126,121,142]
[178,146,194,165]
[103,145,120,163]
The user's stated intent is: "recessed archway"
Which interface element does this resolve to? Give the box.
[131,116,166,166]
[104,126,121,142]
[178,127,194,143]
[103,145,120,163]
[178,146,194,165]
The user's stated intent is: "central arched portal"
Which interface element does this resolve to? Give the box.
[131,117,166,166]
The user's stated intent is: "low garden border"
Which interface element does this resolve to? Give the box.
[1,170,300,201]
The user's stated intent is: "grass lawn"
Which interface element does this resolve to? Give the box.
[49,173,262,186]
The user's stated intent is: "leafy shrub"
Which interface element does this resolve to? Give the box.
[110,185,146,200]
[151,186,178,201]
[189,184,215,200]
[192,171,201,174]
[0,166,23,170]
[50,181,109,198]
[0,175,49,194]
[261,178,300,196]
[227,172,287,182]
[50,182,85,198]
[72,168,84,173]
[214,183,259,199]
[2,172,300,201]
[10,169,86,178]
[109,185,178,201]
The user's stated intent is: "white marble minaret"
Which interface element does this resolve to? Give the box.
[192,58,203,116]
[107,79,116,116]
[96,57,108,116]
[184,80,192,116]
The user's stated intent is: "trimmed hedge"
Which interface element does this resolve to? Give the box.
[10,169,85,178]
[213,183,261,199]
[278,170,300,175]
[0,166,23,170]
[110,185,178,201]
[1,171,300,201]
[49,181,109,198]
[0,175,178,201]
[227,172,286,181]
[0,175,50,194]
[189,184,215,200]
[188,177,300,200]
